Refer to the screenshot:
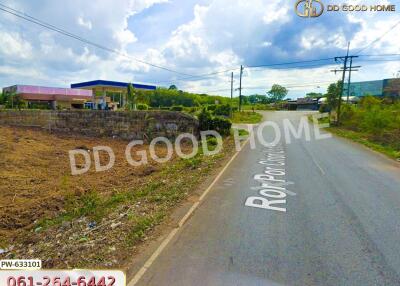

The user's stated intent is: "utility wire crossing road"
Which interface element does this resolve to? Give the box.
[131,111,400,286]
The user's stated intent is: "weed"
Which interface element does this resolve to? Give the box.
[232,111,262,124]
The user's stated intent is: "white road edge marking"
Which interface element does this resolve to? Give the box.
[309,152,325,175]
[127,137,251,286]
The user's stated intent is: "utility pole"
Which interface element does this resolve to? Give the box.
[347,57,353,103]
[230,72,234,118]
[337,52,348,126]
[330,42,360,125]
[239,65,243,112]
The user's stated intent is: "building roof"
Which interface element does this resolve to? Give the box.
[2,85,92,101]
[70,80,157,90]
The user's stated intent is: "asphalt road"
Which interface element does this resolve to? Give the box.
[135,111,400,286]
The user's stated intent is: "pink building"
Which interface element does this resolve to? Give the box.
[2,85,92,109]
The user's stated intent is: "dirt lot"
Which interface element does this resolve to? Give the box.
[0,126,236,268]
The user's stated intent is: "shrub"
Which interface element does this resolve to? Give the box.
[207,104,216,111]
[198,109,232,136]
[187,107,198,114]
[340,104,355,122]
[319,104,330,113]
[170,105,184,111]
[211,116,232,136]
[137,103,149,110]
[360,107,391,135]
[213,104,231,116]
[198,109,213,131]
[359,95,382,110]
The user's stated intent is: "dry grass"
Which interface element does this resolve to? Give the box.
[0,126,236,269]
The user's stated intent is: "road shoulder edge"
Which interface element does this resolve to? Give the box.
[125,136,251,286]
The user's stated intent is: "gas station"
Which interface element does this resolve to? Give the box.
[70,80,157,110]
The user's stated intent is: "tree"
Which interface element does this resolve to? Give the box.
[169,85,178,90]
[248,94,268,104]
[127,83,136,110]
[306,92,323,98]
[266,84,288,103]
[326,81,342,110]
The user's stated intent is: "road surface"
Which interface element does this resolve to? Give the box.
[134,111,400,286]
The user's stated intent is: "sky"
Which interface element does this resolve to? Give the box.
[0,0,399,98]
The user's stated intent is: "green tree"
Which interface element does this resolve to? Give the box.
[169,85,178,90]
[306,92,323,98]
[248,94,268,104]
[266,84,288,103]
[326,81,342,110]
[127,83,136,110]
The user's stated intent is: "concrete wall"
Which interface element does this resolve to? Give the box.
[0,110,199,140]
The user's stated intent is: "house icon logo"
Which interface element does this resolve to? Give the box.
[295,0,324,17]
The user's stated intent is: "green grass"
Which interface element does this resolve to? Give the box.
[127,212,166,245]
[327,127,400,161]
[241,104,276,111]
[237,129,249,136]
[232,111,263,124]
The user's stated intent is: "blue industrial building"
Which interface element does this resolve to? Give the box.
[345,78,400,97]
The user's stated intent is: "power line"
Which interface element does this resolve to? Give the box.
[157,61,341,86]
[153,59,340,86]
[153,67,240,84]
[247,63,339,72]
[0,3,194,76]
[357,59,400,62]
[0,3,347,87]
[359,53,400,57]
[194,81,338,94]
[354,19,400,55]
[246,58,335,69]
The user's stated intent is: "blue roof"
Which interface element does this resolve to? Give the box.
[71,80,156,90]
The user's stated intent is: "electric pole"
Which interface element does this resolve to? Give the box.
[330,42,360,125]
[239,65,243,112]
[230,72,234,118]
[347,57,353,103]
[337,52,348,126]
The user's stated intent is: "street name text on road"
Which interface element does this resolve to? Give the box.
[245,144,293,212]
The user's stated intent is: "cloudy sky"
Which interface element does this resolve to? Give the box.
[0,0,399,98]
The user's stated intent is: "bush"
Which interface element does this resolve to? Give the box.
[211,116,232,136]
[198,109,213,131]
[336,98,400,150]
[340,104,356,122]
[319,104,330,113]
[213,104,231,116]
[187,107,198,114]
[359,95,382,110]
[360,107,391,135]
[207,104,216,111]
[137,103,149,110]
[170,105,184,111]
[198,109,232,136]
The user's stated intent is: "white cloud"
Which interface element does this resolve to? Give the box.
[0,0,399,99]
[77,16,92,30]
[0,29,32,59]
[114,29,137,46]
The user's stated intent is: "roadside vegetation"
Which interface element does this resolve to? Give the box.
[0,126,237,269]
[232,111,263,124]
[330,98,399,160]
[318,90,400,160]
